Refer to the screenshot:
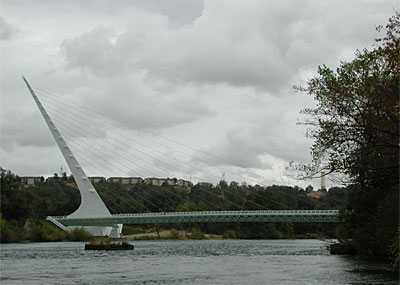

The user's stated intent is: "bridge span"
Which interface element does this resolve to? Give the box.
[49,210,339,227]
[25,77,339,238]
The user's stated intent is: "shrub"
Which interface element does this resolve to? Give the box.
[223,230,238,239]
[0,218,22,243]
[67,227,93,241]
[189,228,205,240]
[23,219,67,242]
[168,228,181,239]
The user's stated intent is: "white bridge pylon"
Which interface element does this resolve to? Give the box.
[23,77,122,238]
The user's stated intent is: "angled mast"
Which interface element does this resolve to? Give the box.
[22,76,112,219]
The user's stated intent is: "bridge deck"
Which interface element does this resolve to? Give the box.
[50,210,339,226]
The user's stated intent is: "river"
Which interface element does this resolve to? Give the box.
[1,239,398,284]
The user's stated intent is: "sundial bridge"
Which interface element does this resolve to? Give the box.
[23,77,339,238]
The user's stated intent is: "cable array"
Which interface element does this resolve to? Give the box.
[35,87,289,185]
[32,86,340,212]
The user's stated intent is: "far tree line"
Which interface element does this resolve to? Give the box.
[1,167,346,241]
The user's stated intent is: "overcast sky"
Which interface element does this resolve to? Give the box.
[1,0,398,188]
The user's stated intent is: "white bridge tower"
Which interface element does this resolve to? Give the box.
[23,77,122,237]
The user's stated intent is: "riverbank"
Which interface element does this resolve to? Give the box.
[329,240,399,272]
[122,228,331,241]
[0,218,94,243]
[124,229,223,241]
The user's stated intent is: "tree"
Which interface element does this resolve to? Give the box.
[305,185,313,193]
[296,14,399,183]
[296,12,399,257]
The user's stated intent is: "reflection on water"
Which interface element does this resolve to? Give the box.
[1,239,398,284]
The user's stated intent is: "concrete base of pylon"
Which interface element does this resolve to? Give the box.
[67,225,123,237]
[109,224,123,238]
[47,215,124,237]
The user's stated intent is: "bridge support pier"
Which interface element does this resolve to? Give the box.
[68,225,122,238]
[109,224,123,238]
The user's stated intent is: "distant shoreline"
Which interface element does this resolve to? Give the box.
[122,229,330,241]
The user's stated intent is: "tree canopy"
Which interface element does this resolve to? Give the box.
[296,12,399,187]
[0,168,346,242]
[296,12,399,260]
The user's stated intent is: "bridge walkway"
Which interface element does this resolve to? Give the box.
[50,210,339,227]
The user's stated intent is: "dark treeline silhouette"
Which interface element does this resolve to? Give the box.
[1,168,345,242]
[295,12,399,268]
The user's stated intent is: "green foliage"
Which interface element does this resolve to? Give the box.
[121,226,147,235]
[23,219,67,242]
[0,216,92,243]
[389,231,399,272]
[168,228,182,239]
[0,215,70,243]
[296,16,399,182]
[89,237,111,245]
[0,217,22,243]
[132,235,159,241]
[188,228,205,239]
[176,202,199,212]
[0,168,80,222]
[223,229,238,239]
[235,223,282,239]
[67,227,93,241]
[297,12,400,257]
[1,167,347,243]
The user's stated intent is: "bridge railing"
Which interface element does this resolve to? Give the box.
[51,210,339,220]
[111,210,339,218]
[49,210,340,227]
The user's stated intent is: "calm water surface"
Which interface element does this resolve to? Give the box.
[1,239,398,284]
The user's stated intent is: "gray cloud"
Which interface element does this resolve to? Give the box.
[1,0,398,188]
[0,17,20,40]
[191,91,316,174]
[60,0,396,95]
[71,75,216,129]
[127,0,204,27]
[0,111,53,151]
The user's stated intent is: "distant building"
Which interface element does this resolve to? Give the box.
[21,174,194,190]
[307,190,328,199]
[177,179,193,188]
[143,177,192,189]
[144,177,171,186]
[198,182,213,187]
[88,177,106,183]
[107,177,143,185]
[21,176,42,185]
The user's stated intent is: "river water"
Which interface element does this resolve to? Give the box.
[1,239,398,284]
